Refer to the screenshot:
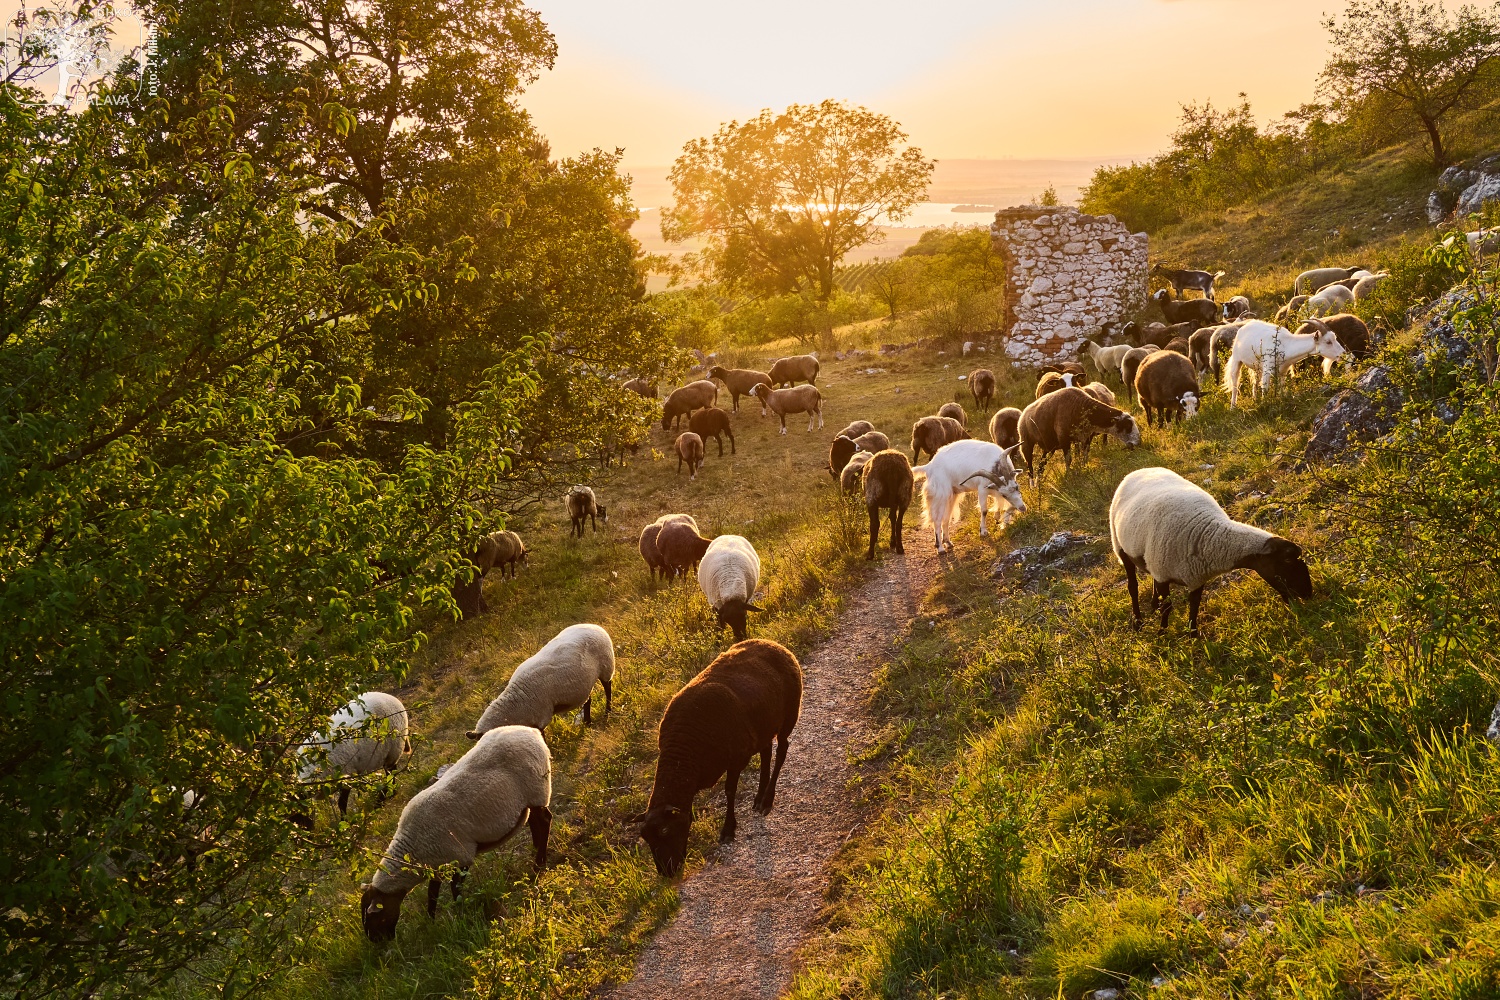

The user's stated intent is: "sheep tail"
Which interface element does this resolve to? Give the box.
[911,464,929,481]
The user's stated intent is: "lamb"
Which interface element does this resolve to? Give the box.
[1273,295,1311,326]
[297,692,411,816]
[1223,319,1345,407]
[1134,350,1201,427]
[840,450,874,493]
[479,530,527,580]
[675,431,705,480]
[1300,313,1372,362]
[707,365,773,413]
[835,420,874,440]
[636,639,803,876]
[768,354,820,387]
[661,380,719,429]
[622,378,657,399]
[1221,295,1253,320]
[988,407,1022,450]
[640,514,697,581]
[968,368,997,412]
[360,726,551,941]
[1018,386,1141,486]
[687,406,735,458]
[1119,346,1162,401]
[1307,283,1354,317]
[1079,339,1134,381]
[565,486,607,537]
[938,401,967,426]
[748,383,823,434]
[698,535,763,640]
[1109,466,1312,633]
[467,623,616,735]
[1295,264,1369,295]
[912,439,1027,550]
[1151,263,1226,301]
[658,518,713,579]
[1351,273,1389,301]
[1152,289,1218,329]
[863,449,915,559]
[910,415,967,463]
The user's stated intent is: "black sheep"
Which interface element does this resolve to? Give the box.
[636,640,803,877]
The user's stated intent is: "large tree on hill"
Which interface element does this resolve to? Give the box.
[1321,0,1500,170]
[662,100,933,308]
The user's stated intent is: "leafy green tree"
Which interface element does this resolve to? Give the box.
[1321,0,1500,170]
[663,100,933,310]
[0,80,538,995]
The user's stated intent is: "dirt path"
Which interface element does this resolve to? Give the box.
[609,543,938,1000]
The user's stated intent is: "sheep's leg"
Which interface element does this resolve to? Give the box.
[729,431,735,455]
[753,742,773,813]
[528,805,552,868]
[763,734,790,812]
[450,869,466,901]
[1120,553,1144,627]
[337,786,350,816]
[867,502,881,561]
[892,503,906,554]
[602,677,613,716]
[582,690,592,725]
[427,876,442,917]
[1154,581,1172,630]
[779,414,787,435]
[977,486,989,538]
[1188,587,1205,635]
[715,434,724,457]
[719,767,742,843]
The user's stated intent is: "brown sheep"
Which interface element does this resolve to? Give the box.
[688,406,735,457]
[636,639,803,876]
[675,432,705,480]
[1134,351,1201,427]
[623,378,657,399]
[968,369,996,412]
[1120,346,1162,401]
[1188,325,1217,376]
[1035,372,1071,399]
[835,420,874,440]
[1298,313,1371,360]
[1274,295,1310,326]
[839,450,873,493]
[828,435,860,479]
[707,366,772,413]
[1164,337,1190,357]
[1040,361,1090,384]
[452,529,528,618]
[565,486,607,538]
[657,519,712,579]
[748,384,823,434]
[938,401,967,426]
[639,515,697,582]
[852,430,890,453]
[1018,387,1141,486]
[768,354,820,387]
[910,415,966,463]
[661,380,719,430]
[1081,382,1117,408]
[1137,322,1172,347]
[863,449,914,560]
[988,407,1021,450]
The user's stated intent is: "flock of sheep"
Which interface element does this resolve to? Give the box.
[304,257,1370,945]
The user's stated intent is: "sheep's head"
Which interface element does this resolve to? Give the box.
[828,436,858,478]
[1152,289,1171,304]
[360,883,407,942]
[1110,412,1142,448]
[715,598,764,642]
[596,504,608,524]
[707,365,727,380]
[1180,392,1200,418]
[1238,536,1312,604]
[638,804,693,877]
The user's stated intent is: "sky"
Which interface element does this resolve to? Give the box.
[521,0,1336,169]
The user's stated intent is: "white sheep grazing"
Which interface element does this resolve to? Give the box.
[1223,319,1344,407]
[1109,467,1312,633]
[297,692,410,815]
[912,439,1027,551]
[697,534,763,641]
[467,623,615,736]
[360,726,551,941]
[1080,340,1134,381]
[1351,273,1389,301]
[749,383,824,434]
[1307,283,1354,317]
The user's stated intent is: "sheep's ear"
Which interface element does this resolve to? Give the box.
[626,810,647,824]
[464,730,481,741]
[360,882,373,892]
[744,603,764,613]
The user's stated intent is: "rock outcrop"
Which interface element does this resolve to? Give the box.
[1427,153,1500,222]
[1302,365,1401,465]
[990,206,1149,367]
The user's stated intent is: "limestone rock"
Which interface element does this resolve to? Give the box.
[1302,365,1400,465]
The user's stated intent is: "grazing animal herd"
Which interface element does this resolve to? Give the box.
[327,254,1378,943]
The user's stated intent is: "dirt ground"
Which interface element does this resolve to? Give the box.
[609,541,938,999]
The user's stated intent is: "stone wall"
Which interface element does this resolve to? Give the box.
[989,206,1149,367]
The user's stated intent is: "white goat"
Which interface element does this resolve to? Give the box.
[911,439,1027,551]
[1223,320,1345,407]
